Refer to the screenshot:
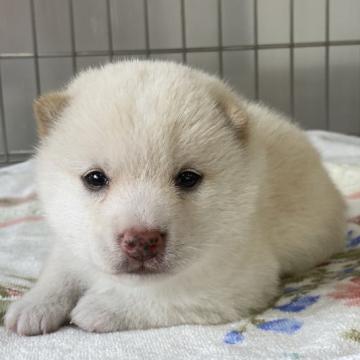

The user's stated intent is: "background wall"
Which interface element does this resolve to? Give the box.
[0,0,360,164]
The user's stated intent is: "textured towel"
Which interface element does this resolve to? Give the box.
[1,131,360,360]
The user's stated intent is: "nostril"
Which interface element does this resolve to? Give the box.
[125,239,137,249]
[149,238,158,245]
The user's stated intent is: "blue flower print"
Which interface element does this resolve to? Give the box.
[257,318,302,334]
[275,295,320,312]
[224,330,244,344]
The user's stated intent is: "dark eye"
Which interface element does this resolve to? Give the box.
[82,170,109,191]
[175,170,202,190]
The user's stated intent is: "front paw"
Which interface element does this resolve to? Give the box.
[71,294,122,333]
[5,297,69,336]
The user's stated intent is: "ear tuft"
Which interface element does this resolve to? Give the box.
[211,83,248,141]
[219,96,248,141]
[33,92,69,137]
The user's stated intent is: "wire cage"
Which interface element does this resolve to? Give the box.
[0,0,359,164]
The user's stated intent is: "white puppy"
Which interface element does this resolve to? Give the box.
[5,61,346,335]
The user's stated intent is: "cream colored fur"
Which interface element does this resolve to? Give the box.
[5,61,346,335]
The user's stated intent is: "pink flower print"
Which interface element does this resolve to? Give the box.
[328,277,360,306]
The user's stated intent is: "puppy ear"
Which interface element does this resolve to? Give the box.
[211,83,248,141]
[33,92,69,137]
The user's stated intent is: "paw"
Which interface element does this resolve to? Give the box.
[70,294,122,333]
[4,297,69,336]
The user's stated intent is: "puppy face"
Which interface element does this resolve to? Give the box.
[35,61,257,277]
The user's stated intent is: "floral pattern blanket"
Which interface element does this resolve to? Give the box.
[2,133,360,359]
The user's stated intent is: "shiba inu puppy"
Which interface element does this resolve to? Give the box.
[5,61,346,335]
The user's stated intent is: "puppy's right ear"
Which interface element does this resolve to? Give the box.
[33,92,69,137]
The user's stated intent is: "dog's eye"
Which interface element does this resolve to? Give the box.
[175,170,202,190]
[82,170,109,191]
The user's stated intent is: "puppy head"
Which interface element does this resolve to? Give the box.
[35,61,260,277]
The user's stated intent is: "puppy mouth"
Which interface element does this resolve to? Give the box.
[115,254,168,275]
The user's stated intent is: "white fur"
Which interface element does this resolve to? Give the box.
[5,61,346,335]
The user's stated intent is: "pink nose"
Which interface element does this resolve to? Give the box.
[119,228,166,262]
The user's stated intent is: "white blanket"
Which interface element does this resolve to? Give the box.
[1,131,360,360]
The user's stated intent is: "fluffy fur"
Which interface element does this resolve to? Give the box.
[5,61,346,335]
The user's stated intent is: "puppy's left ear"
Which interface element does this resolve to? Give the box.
[211,83,248,141]
[33,92,69,137]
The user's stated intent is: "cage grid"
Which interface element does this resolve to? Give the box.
[0,0,360,164]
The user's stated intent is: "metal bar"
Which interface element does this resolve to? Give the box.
[217,0,224,78]
[106,0,114,61]
[2,39,360,60]
[180,0,187,63]
[29,0,41,95]
[8,152,34,164]
[0,63,9,163]
[143,0,150,59]
[69,0,77,74]
[289,0,295,118]
[325,0,330,131]
[254,0,259,100]
[7,150,34,155]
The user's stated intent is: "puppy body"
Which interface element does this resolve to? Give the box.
[5,61,345,335]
